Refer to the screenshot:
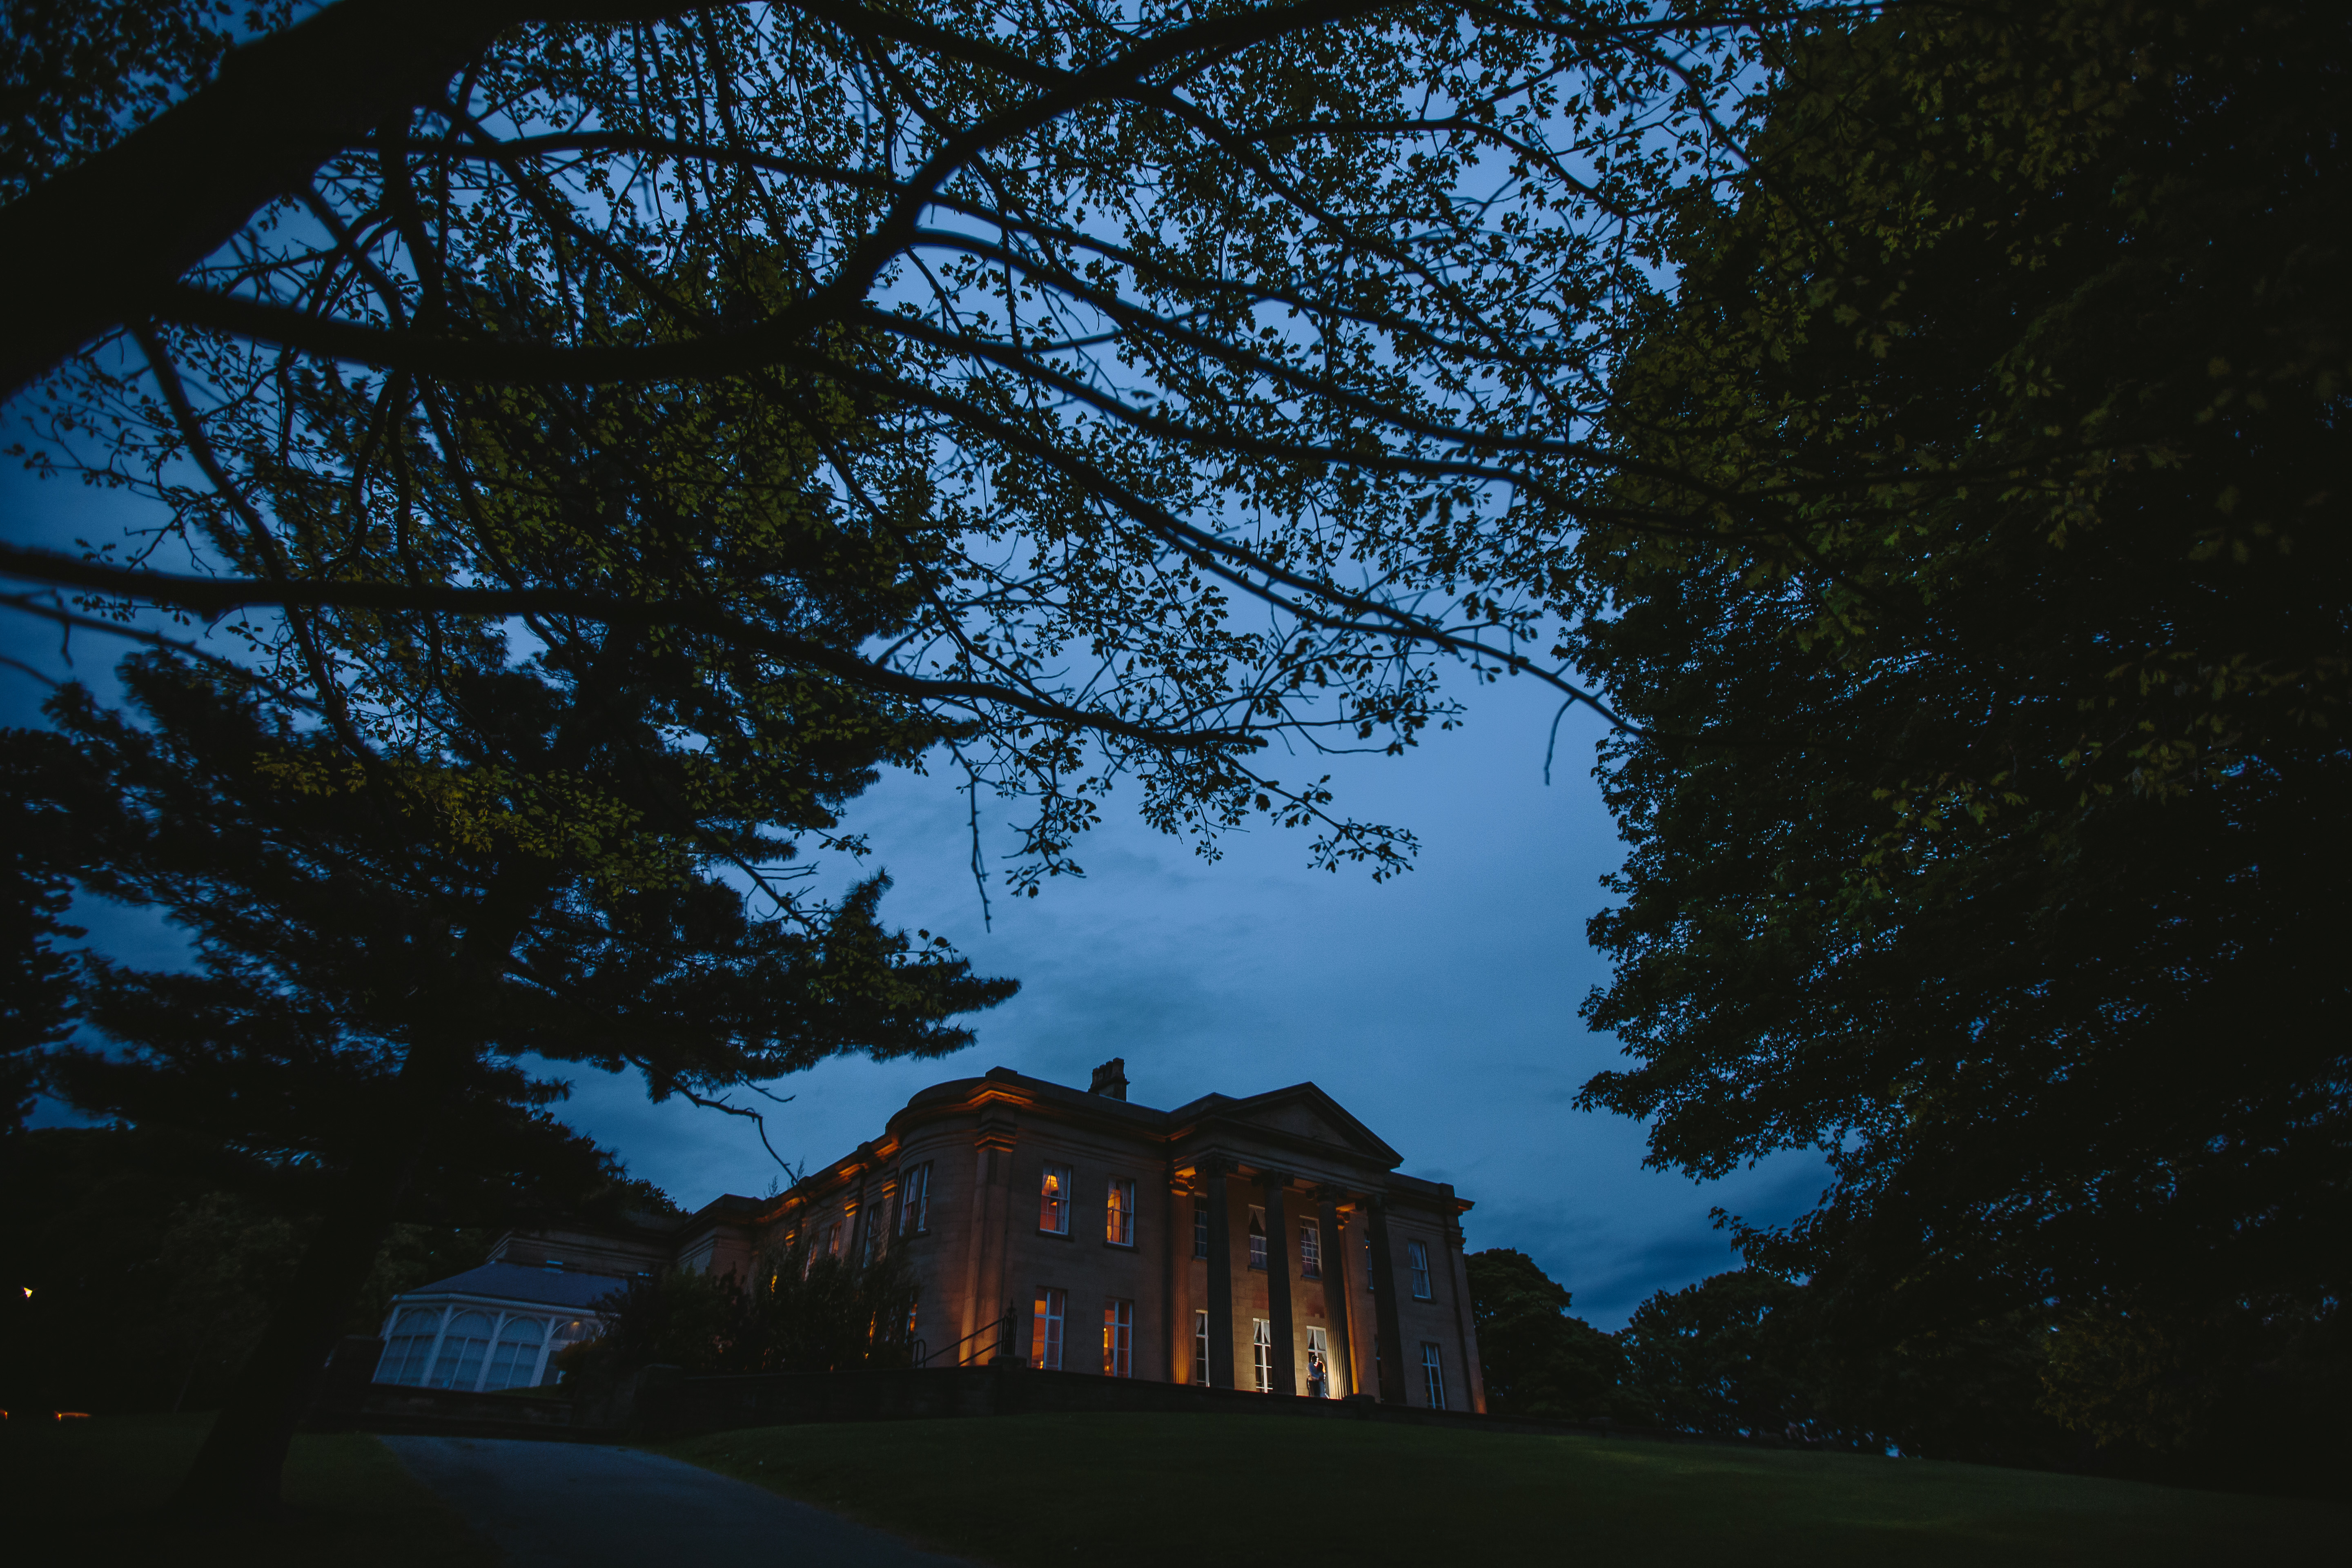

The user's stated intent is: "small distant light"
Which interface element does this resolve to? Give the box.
[19,1287,29,1298]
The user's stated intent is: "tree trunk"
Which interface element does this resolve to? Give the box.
[0,0,507,401]
[167,633,621,1512]
[166,1077,445,1515]
[168,874,552,1514]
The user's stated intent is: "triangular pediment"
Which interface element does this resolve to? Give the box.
[1211,1082,1400,1166]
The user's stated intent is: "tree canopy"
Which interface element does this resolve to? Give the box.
[1568,0,2347,1365]
[2,0,1783,882]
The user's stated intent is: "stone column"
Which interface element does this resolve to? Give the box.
[1260,1170,1296,1395]
[1160,1162,1180,1383]
[1367,1193,1407,1404]
[1204,1156,1236,1388]
[967,1125,1016,1361]
[1316,1187,1354,1398]
[1446,1216,1485,1413]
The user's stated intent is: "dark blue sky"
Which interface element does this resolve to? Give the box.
[5,458,1822,1329]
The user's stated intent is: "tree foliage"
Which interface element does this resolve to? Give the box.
[1462,1247,1631,1421]
[0,1124,644,1414]
[2,0,1780,884]
[1570,0,2350,1341]
[566,1234,918,1379]
[3,301,1017,1504]
[0,727,80,1137]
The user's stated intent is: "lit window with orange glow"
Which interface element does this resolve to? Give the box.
[1102,1298,1133,1376]
[1105,1177,1135,1246]
[1039,1163,1071,1234]
[1032,1287,1067,1368]
[1306,1326,1333,1397]
[899,1162,932,1235]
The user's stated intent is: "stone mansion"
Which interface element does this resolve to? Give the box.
[375,1060,1486,1414]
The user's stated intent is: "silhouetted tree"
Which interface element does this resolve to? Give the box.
[1463,1248,1632,1421]
[1571,0,2350,1432]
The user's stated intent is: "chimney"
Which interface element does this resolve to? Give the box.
[1088,1058,1129,1100]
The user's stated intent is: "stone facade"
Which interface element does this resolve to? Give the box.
[678,1062,1486,1413]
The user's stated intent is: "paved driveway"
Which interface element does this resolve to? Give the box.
[383,1434,974,1567]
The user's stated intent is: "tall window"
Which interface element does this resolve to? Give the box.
[1031,1287,1067,1369]
[826,1221,844,1259]
[1251,1319,1272,1392]
[1247,1206,1267,1270]
[1407,1238,1433,1299]
[429,1311,494,1390]
[861,1205,878,1267]
[1305,1326,1332,1399]
[1193,1310,1210,1385]
[899,1161,932,1235]
[1105,1177,1136,1246]
[1421,1343,1448,1410]
[1040,1163,1071,1234]
[1193,1196,1208,1258]
[482,1316,545,1392]
[1102,1299,1133,1377]
[1299,1220,1322,1278]
[376,1307,442,1385]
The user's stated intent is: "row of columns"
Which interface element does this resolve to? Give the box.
[1198,1158,1408,1403]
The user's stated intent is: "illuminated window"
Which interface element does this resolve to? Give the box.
[900,1162,932,1234]
[1031,1287,1067,1369]
[1299,1221,1322,1278]
[1040,1163,1071,1234]
[1105,1177,1135,1247]
[429,1312,494,1390]
[827,1221,843,1259]
[1305,1326,1332,1398]
[1421,1343,1447,1410]
[1407,1239,1433,1299]
[1102,1298,1133,1377]
[1193,1310,1209,1385]
[1251,1319,1272,1392]
[1193,1196,1208,1258]
[481,1316,544,1392]
[1247,1206,1267,1270]
[376,1307,443,1385]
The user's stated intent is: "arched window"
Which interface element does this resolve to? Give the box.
[376,1307,443,1385]
[481,1316,545,1392]
[428,1311,495,1390]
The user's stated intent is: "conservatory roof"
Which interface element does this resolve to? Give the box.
[394,1261,629,1312]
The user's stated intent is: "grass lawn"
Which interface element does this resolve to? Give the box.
[664,1412,2346,1567]
[2,1411,495,1567]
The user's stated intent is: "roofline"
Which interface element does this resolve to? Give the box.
[385,1288,621,1316]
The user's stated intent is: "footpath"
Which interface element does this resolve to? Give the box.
[382,1434,973,1568]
